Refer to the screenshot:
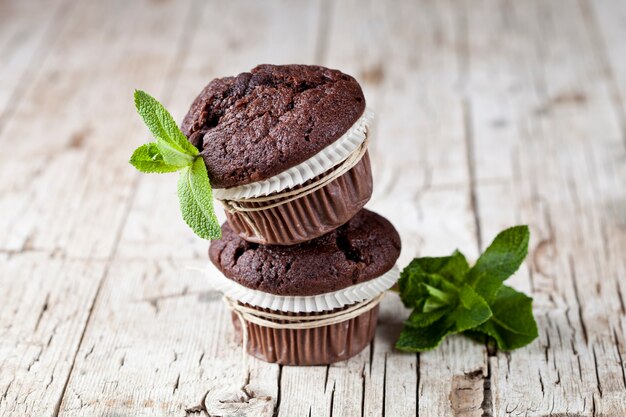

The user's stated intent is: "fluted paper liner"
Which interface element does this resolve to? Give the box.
[219,266,397,365]
[231,303,379,365]
[223,150,373,245]
[211,265,399,313]
[213,108,373,200]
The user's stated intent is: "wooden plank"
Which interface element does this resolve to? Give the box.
[586,0,626,145]
[0,254,106,417]
[2,0,625,415]
[59,1,322,416]
[0,0,73,130]
[55,259,276,417]
[323,1,489,416]
[0,0,199,416]
[0,0,195,258]
[465,0,626,414]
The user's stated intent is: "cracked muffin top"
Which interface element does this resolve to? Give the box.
[209,209,401,296]
[181,64,366,189]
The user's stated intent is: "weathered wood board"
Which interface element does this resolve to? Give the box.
[0,0,624,416]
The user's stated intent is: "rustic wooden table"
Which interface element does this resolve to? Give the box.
[2,0,626,416]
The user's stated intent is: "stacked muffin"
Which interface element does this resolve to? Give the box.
[183,65,401,365]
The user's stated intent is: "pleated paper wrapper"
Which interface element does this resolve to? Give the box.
[219,264,398,365]
[223,151,372,245]
[232,303,379,365]
[210,264,400,313]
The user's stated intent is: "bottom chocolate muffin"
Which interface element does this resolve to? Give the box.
[210,208,401,365]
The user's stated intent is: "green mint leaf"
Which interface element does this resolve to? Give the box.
[402,251,469,286]
[130,90,221,240]
[397,268,425,307]
[405,306,453,329]
[439,250,470,284]
[156,137,195,167]
[423,284,456,305]
[177,157,221,240]
[398,267,460,309]
[471,285,538,350]
[423,297,450,313]
[396,286,491,352]
[466,225,530,302]
[396,318,454,352]
[396,226,535,353]
[129,143,182,173]
[453,284,492,332]
[134,90,199,166]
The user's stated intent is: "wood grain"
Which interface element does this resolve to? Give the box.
[0,0,624,416]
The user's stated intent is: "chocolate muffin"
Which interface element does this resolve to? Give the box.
[209,209,401,296]
[209,209,401,365]
[182,64,366,189]
[183,64,374,245]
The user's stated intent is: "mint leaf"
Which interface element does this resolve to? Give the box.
[472,285,538,350]
[396,285,491,352]
[396,226,536,353]
[396,276,491,351]
[396,286,491,352]
[130,90,222,240]
[454,285,492,331]
[156,138,195,167]
[134,90,198,166]
[397,267,425,307]
[129,143,182,173]
[177,157,221,240]
[398,251,468,307]
[405,306,453,329]
[403,251,469,285]
[396,318,453,352]
[423,283,456,305]
[466,226,529,302]
[398,268,459,309]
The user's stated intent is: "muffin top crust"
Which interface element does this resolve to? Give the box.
[209,209,401,296]
[181,64,366,189]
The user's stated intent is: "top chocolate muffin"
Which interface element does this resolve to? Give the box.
[181,64,366,189]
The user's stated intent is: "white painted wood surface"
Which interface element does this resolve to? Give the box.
[0,0,624,416]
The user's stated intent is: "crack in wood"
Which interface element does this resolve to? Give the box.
[360,362,367,417]
[172,374,180,395]
[569,256,589,345]
[461,99,482,252]
[616,280,626,316]
[33,293,50,332]
[26,347,43,372]
[416,353,420,417]
[612,328,626,390]
[592,346,604,398]
[1,377,14,403]
[382,353,387,417]
[272,365,282,417]
[328,379,336,417]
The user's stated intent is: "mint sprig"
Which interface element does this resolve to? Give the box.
[178,158,221,240]
[129,90,221,240]
[396,226,537,352]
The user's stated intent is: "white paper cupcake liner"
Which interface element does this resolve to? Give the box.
[213,108,374,200]
[208,264,399,313]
